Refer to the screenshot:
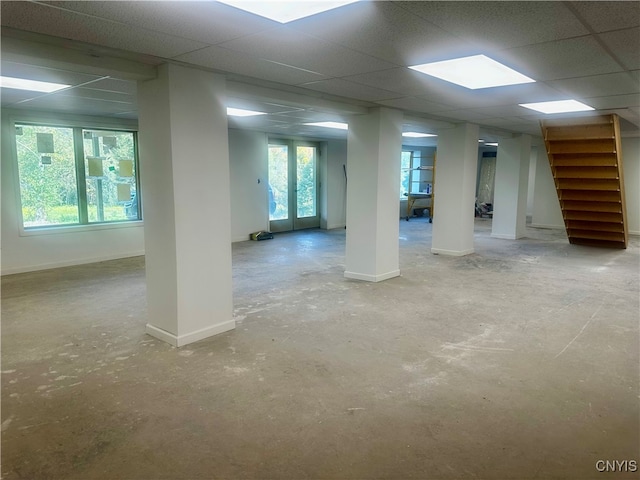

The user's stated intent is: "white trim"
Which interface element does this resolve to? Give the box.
[430,247,475,256]
[629,231,640,236]
[491,233,524,240]
[530,223,565,230]
[232,235,251,243]
[146,320,236,347]
[1,251,145,276]
[5,108,138,130]
[327,223,346,230]
[344,269,400,282]
[20,221,143,237]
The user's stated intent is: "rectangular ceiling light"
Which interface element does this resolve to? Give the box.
[519,100,595,114]
[409,55,535,89]
[226,107,267,117]
[0,76,70,93]
[218,0,359,23]
[304,121,348,130]
[403,132,437,138]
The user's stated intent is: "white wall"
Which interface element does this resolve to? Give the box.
[1,110,145,275]
[531,148,565,229]
[324,139,348,229]
[228,128,269,242]
[526,147,538,217]
[622,137,640,235]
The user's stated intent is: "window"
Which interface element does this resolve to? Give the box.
[14,122,141,229]
[400,150,423,198]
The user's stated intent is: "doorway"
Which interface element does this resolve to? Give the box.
[268,140,320,233]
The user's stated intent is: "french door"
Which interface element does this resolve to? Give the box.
[268,140,320,233]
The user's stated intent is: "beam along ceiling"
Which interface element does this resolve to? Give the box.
[1,1,639,143]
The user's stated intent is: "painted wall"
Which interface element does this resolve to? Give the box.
[622,137,640,235]
[228,128,269,242]
[1,110,145,275]
[532,136,640,235]
[323,139,348,229]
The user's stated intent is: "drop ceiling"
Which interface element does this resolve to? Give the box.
[1,0,639,144]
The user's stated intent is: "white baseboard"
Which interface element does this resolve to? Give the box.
[344,269,400,282]
[530,223,565,230]
[327,223,346,230]
[1,251,145,276]
[491,233,525,240]
[146,319,235,347]
[430,247,475,256]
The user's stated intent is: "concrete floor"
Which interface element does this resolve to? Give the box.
[2,219,639,479]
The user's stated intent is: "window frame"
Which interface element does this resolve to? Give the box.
[10,113,142,236]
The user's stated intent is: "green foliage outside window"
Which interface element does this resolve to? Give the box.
[14,123,140,229]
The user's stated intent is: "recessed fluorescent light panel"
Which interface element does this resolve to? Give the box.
[409,55,535,89]
[226,107,267,117]
[218,0,359,23]
[304,121,348,130]
[519,100,595,114]
[0,76,70,93]
[402,132,437,138]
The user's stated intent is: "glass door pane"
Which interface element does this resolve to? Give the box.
[268,144,289,221]
[296,145,316,219]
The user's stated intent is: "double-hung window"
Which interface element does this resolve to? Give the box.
[14,122,141,229]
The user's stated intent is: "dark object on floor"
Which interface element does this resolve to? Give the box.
[250,231,274,241]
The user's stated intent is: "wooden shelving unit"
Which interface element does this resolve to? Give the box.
[541,114,628,248]
[404,152,436,222]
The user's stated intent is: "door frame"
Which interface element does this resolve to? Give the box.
[268,138,320,233]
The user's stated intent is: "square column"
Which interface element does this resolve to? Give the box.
[431,123,479,256]
[492,135,532,240]
[345,108,403,282]
[138,64,234,347]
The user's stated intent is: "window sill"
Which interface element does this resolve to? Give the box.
[20,221,144,237]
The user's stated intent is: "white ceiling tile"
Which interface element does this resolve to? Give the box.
[503,36,624,81]
[598,27,640,70]
[417,82,567,111]
[344,68,441,97]
[568,1,640,33]
[217,25,397,77]
[586,93,640,109]
[61,88,136,106]
[173,46,326,85]
[547,72,640,98]
[299,79,400,102]
[47,1,276,45]
[82,78,137,96]
[434,109,492,122]
[396,1,589,49]
[471,105,539,118]
[376,96,453,114]
[0,1,209,59]
[290,2,464,66]
[1,89,37,107]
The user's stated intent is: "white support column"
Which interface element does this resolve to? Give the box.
[345,108,403,282]
[138,64,234,347]
[431,123,479,256]
[492,135,532,240]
